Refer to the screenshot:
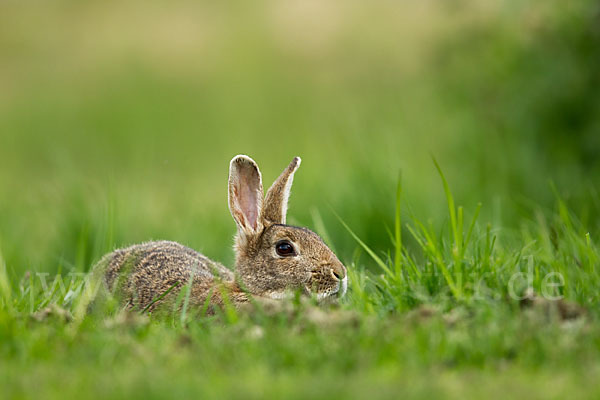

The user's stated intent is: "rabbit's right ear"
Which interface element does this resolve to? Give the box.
[228,155,264,236]
[263,157,301,225]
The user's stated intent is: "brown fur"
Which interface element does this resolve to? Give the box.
[92,156,347,313]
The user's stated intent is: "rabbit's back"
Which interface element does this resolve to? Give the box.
[99,240,233,310]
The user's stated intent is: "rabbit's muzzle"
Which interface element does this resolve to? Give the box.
[309,262,348,300]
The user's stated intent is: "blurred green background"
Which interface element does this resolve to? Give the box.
[0,0,598,274]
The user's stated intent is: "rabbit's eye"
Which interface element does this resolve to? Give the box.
[275,240,296,257]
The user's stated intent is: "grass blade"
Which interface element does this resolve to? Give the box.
[394,170,403,277]
[180,274,195,326]
[432,156,459,249]
[0,247,14,314]
[332,209,393,277]
[141,281,180,314]
[464,203,482,250]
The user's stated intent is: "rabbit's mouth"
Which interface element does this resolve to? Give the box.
[266,275,348,302]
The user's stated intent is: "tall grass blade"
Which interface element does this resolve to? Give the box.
[464,203,482,250]
[394,171,403,277]
[0,247,14,313]
[332,209,393,277]
[432,156,459,248]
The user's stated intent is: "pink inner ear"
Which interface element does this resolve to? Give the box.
[239,184,258,230]
[236,165,260,230]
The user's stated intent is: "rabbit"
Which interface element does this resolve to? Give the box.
[93,155,347,313]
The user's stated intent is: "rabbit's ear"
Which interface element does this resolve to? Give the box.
[228,155,264,235]
[263,157,301,225]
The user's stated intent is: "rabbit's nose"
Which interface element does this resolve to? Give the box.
[330,263,346,281]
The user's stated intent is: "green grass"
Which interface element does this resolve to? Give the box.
[1,0,600,398]
[1,172,599,399]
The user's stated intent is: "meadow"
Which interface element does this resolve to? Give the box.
[1,0,599,398]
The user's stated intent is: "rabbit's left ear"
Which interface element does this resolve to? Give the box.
[228,155,264,235]
[263,157,301,225]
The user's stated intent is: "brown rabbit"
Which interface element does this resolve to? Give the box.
[93,155,347,313]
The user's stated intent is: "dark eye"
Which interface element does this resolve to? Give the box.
[275,240,296,257]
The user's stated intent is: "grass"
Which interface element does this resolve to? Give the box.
[1,169,599,399]
[1,0,599,398]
